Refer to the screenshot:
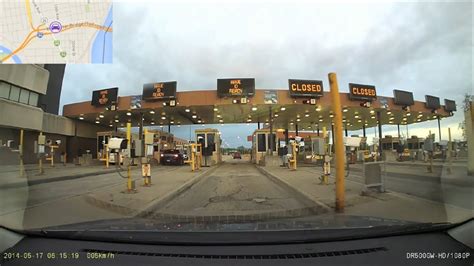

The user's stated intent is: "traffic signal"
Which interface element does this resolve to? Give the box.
[162,100,176,107]
[360,101,371,108]
[232,97,248,104]
[302,99,316,105]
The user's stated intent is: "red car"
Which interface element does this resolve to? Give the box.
[160,149,185,165]
[233,152,242,159]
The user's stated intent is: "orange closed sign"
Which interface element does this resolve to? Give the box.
[348,83,377,101]
[288,79,324,97]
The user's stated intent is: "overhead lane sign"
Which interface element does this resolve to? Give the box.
[142,81,177,101]
[217,78,255,97]
[444,99,456,112]
[425,95,441,110]
[288,79,323,98]
[393,90,415,106]
[348,83,377,101]
[91,87,118,107]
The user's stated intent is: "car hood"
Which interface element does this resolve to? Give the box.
[40,214,415,232]
[22,215,454,245]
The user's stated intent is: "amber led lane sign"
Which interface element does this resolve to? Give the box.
[91,87,118,107]
[288,79,323,98]
[142,81,177,101]
[217,78,255,97]
[348,83,377,101]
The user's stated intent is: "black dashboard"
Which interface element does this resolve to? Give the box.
[1,227,473,266]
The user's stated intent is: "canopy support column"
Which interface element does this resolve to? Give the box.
[377,111,382,158]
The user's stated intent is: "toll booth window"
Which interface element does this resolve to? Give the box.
[28,92,39,106]
[207,133,216,151]
[257,133,266,152]
[0,82,10,99]
[9,85,20,102]
[98,136,104,151]
[267,133,276,151]
[197,134,205,146]
[19,89,29,104]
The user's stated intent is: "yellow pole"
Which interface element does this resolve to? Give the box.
[143,128,148,186]
[428,130,433,173]
[19,129,24,177]
[329,73,345,212]
[126,122,132,191]
[447,128,452,175]
[105,144,109,168]
[191,144,195,171]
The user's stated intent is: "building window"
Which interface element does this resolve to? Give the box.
[0,82,10,99]
[9,86,20,102]
[19,89,30,104]
[28,92,39,106]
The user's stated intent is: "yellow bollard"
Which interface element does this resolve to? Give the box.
[126,122,133,192]
[288,141,297,170]
[428,130,433,173]
[329,72,345,212]
[447,128,452,175]
[105,144,109,169]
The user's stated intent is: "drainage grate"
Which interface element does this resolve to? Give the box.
[82,247,387,260]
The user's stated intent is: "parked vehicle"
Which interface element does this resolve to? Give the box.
[233,152,242,159]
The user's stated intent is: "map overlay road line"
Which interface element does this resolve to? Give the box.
[0,0,113,64]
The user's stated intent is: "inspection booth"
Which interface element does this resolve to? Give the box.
[96,131,127,161]
[251,128,277,165]
[407,136,424,160]
[195,128,222,166]
[145,130,189,163]
[301,136,327,163]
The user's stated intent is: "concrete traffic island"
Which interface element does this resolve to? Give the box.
[258,165,473,224]
[137,161,330,223]
[83,165,220,217]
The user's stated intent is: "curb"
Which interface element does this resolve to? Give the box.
[255,165,331,214]
[0,169,123,189]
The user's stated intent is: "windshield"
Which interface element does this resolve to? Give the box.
[0,0,472,242]
[163,150,180,154]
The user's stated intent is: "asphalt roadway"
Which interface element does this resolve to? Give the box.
[155,160,314,216]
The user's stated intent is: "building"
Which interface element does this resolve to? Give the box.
[0,64,107,164]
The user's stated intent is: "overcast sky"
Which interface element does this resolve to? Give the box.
[60,0,473,147]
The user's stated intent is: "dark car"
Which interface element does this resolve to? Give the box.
[233,152,242,159]
[160,149,185,165]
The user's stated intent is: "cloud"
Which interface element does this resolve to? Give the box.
[60,1,472,147]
